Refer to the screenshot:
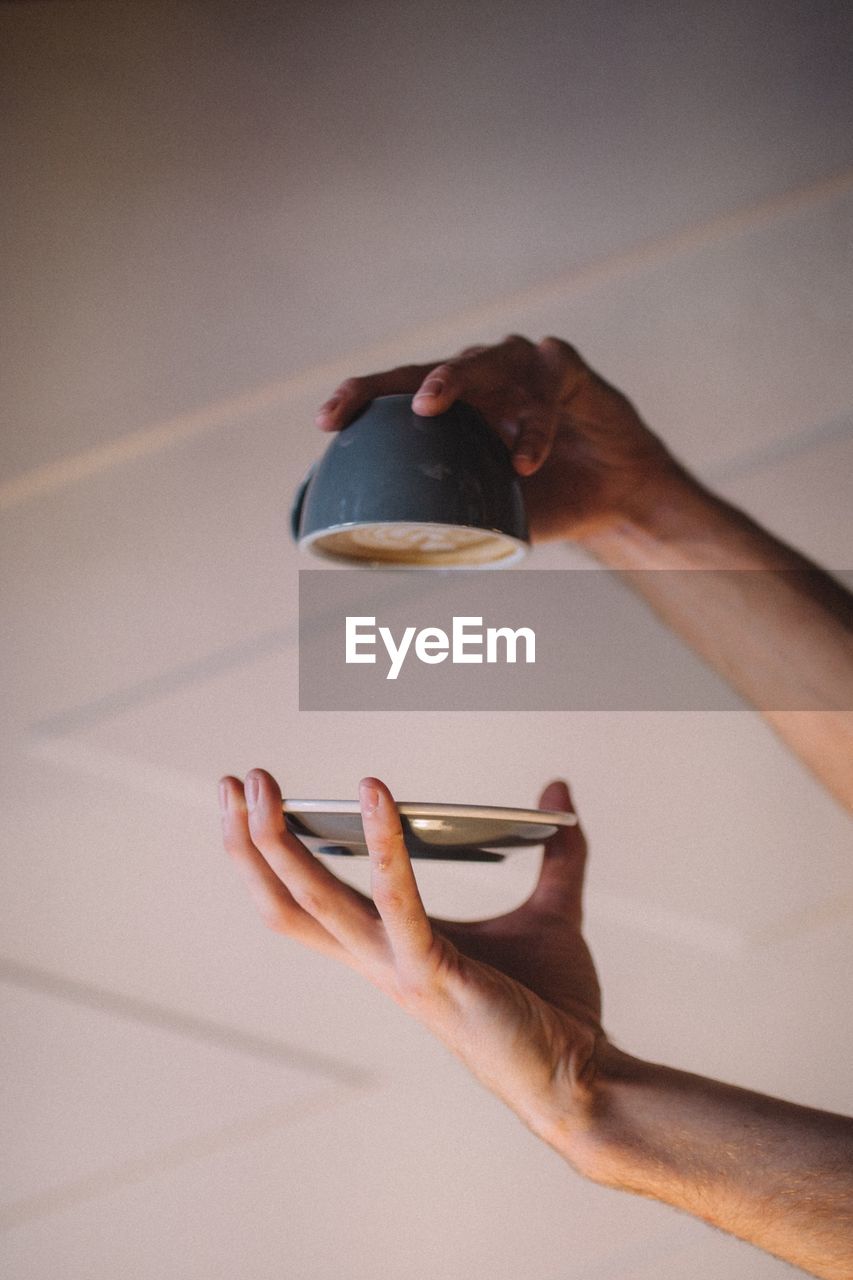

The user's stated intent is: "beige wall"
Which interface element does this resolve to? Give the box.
[1,2,851,1276]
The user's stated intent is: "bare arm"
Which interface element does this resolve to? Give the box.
[581,478,853,808]
[581,1050,853,1279]
[219,770,853,1278]
[317,337,853,808]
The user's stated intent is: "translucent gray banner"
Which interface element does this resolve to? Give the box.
[298,569,853,711]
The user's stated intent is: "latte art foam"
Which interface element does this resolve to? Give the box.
[310,521,525,566]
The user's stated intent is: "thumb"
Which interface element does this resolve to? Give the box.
[526,779,588,923]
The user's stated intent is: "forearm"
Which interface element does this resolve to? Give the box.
[580,476,853,808]
[563,1048,853,1279]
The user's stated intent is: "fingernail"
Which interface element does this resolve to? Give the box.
[218,781,229,813]
[245,775,259,811]
[414,378,443,399]
[359,782,379,814]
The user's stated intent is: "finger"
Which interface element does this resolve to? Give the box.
[411,361,469,416]
[526,779,588,923]
[359,777,435,968]
[537,336,590,404]
[219,777,347,959]
[511,406,559,476]
[410,334,536,418]
[315,364,435,430]
[509,336,588,475]
[245,770,385,961]
[317,335,539,428]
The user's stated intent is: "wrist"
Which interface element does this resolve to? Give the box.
[564,1045,666,1187]
[576,468,721,565]
[578,470,809,573]
[535,1039,653,1184]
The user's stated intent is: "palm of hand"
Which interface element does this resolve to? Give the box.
[438,905,601,1030]
[386,788,605,1145]
[411,903,603,1147]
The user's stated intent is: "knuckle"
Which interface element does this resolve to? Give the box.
[373,883,405,914]
[248,819,281,852]
[291,885,325,918]
[540,337,589,377]
[540,335,578,358]
[337,376,365,397]
[368,826,406,857]
[521,418,549,442]
[539,335,570,355]
[393,362,430,380]
[396,967,436,1006]
[502,332,533,349]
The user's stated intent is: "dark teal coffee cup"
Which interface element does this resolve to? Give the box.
[291,395,529,567]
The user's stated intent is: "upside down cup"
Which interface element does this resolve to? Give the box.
[291,394,529,567]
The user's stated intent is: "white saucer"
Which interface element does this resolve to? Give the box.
[282,800,577,861]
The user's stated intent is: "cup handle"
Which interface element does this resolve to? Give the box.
[290,465,316,542]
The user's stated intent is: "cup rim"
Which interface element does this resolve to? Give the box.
[298,519,529,569]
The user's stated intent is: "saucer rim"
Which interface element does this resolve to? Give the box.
[282,799,578,827]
